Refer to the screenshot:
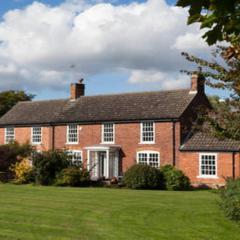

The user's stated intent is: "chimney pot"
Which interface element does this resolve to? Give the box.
[70,79,85,100]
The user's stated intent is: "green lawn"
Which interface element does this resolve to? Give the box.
[0,184,239,240]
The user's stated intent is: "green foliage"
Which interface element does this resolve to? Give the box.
[32,150,70,185]
[55,167,90,187]
[182,45,240,140]
[0,142,33,173]
[161,165,191,191]
[123,164,164,189]
[0,90,34,117]
[176,0,240,45]
[220,178,240,222]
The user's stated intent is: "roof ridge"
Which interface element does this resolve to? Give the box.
[80,88,190,98]
[19,98,68,104]
[17,89,191,103]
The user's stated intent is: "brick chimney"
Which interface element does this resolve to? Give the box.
[189,72,205,94]
[70,79,85,100]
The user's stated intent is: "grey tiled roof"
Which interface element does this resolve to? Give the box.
[180,131,240,152]
[0,89,196,126]
[0,99,69,125]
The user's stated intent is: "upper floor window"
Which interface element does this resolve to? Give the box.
[67,150,82,166]
[67,124,78,143]
[137,151,160,168]
[102,123,114,143]
[141,122,155,143]
[199,153,217,178]
[5,127,15,143]
[32,127,42,144]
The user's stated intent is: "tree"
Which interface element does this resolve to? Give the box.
[176,0,240,45]
[181,45,240,140]
[0,90,34,117]
[177,0,240,140]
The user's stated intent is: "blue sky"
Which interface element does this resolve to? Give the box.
[0,0,225,99]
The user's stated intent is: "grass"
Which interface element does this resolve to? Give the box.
[0,184,239,240]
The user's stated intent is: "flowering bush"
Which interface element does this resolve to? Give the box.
[0,142,32,172]
[10,158,33,184]
[0,142,33,182]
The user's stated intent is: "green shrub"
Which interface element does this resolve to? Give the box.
[161,165,191,191]
[220,178,240,222]
[56,167,90,187]
[0,142,32,171]
[32,150,70,185]
[0,142,33,181]
[123,164,164,189]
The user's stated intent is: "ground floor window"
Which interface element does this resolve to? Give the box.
[5,127,15,143]
[137,151,160,168]
[67,150,82,166]
[199,153,217,177]
[32,127,42,144]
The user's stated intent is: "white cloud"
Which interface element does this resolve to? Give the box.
[173,32,209,52]
[129,70,190,90]
[0,0,209,93]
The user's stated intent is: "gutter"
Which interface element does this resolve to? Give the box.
[0,118,180,128]
[179,148,240,153]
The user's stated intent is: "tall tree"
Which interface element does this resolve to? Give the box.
[182,46,240,140]
[176,0,240,45]
[0,90,34,117]
[177,0,240,140]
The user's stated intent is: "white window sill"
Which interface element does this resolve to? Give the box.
[139,142,155,145]
[101,142,115,145]
[5,140,15,144]
[32,142,42,145]
[197,175,219,179]
[66,142,79,145]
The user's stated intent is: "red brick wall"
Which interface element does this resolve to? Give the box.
[0,122,177,171]
[0,126,52,151]
[0,123,239,186]
[54,122,176,173]
[179,151,240,187]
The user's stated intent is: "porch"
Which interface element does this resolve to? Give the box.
[85,145,121,180]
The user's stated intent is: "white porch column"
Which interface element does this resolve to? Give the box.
[87,150,90,171]
[106,150,110,179]
[88,150,99,180]
[114,151,119,177]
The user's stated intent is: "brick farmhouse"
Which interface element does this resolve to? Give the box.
[0,74,239,187]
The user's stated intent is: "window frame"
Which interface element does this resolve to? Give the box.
[31,126,42,145]
[198,153,218,178]
[66,124,79,144]
[5,127,15,144]
[140,121,155,144]
[101,123,115,144]
[67,150,83,165]
[136,150,160,168]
